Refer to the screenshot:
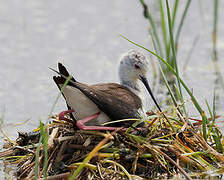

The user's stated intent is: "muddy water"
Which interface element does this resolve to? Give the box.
[0,0,224,178]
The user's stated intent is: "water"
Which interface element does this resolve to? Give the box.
[0,0,224,178]
[0,0,150,137]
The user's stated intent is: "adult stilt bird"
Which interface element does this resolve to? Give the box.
[52,50,161,130]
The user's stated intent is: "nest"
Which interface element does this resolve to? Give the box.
[1,109,224,179]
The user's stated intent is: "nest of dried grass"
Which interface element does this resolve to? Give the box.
[1,109,224,180]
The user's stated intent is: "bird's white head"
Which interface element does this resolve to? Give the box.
[119,50,149,94]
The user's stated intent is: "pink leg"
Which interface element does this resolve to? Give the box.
[76,112,119,131]
[58,109,74,121]
[58,110,143,131]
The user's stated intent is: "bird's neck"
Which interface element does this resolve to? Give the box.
[120,78,140,95]
[119,67,141,96]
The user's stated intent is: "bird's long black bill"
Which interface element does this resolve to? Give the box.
[140,76,162,113]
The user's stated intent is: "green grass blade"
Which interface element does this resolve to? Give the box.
[171,0,179,28]
[175,0,192,48]
[149,30,159,55]
[202,111,207,141]
[213,0,218,45]
[166,0,185,113]
[166,0,179,64]
[205,100,213,122]
[206,99,215,138]
[149,26,174,105]
[40,122,48,178]
[213,128,223,153]
[158,64,178,108]
[150,29,179,111]
[34,122,49,179]
[34,127,42,179]
[139,0,163,57]
[166,0,179,89]
[208,92,221,152]
[159,0,169,61]
[212,91,216,120]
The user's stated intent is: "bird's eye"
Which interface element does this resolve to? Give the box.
[134,64,140,69]
[135,54,139,59]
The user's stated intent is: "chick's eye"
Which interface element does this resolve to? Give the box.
[134,64,140,69]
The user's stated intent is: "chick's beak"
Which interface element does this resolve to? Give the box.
[139,75,162,112]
